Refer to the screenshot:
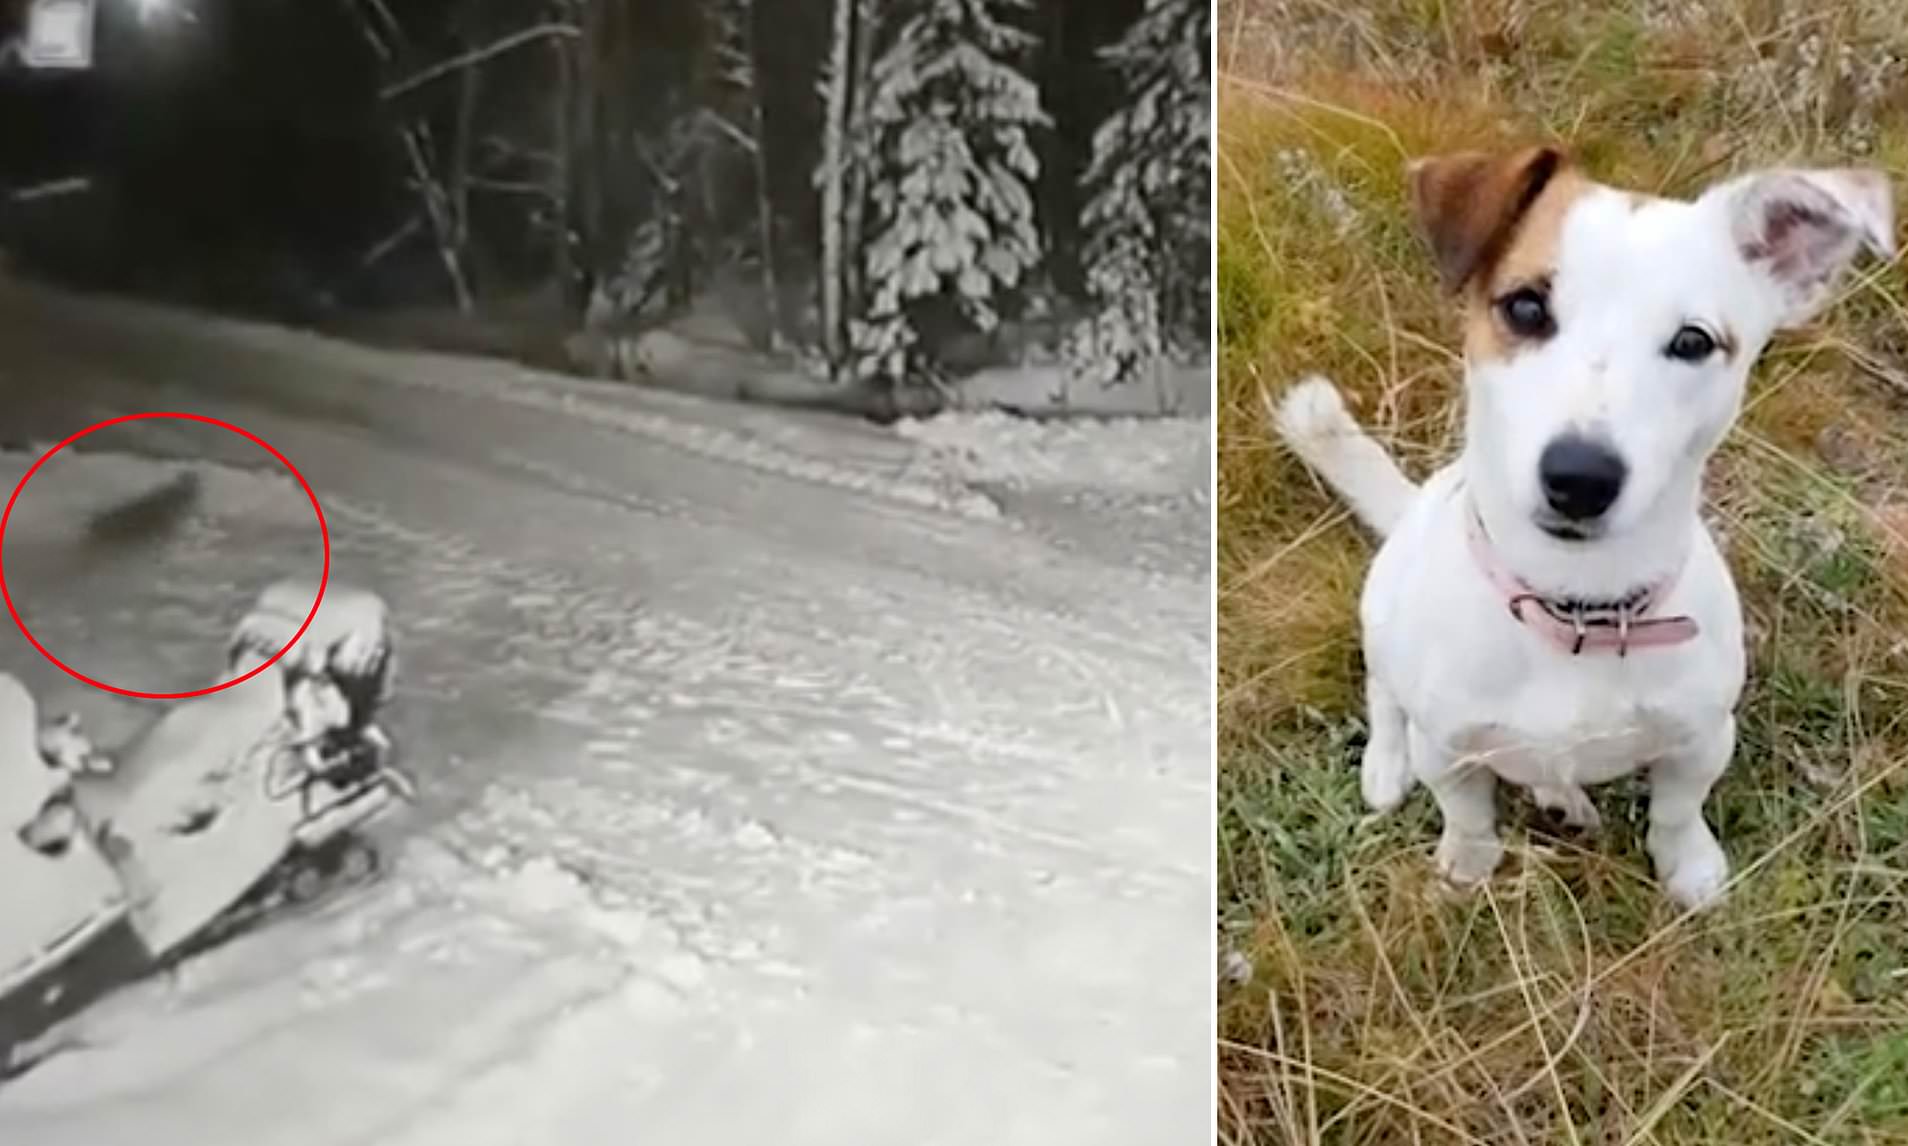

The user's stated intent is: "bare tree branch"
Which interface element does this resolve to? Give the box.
[358,0,404,46]
[336,0,394,61]
[381,23,580,102]
[9,177,92,203]
[699,108,758,156]
[466,177,551,196]
[478,138,560,170]
[357,213,424,270]
[399,126,473,311]
[630,137,681,197]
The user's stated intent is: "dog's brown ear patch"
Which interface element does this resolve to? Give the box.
[1408,147,1568,293]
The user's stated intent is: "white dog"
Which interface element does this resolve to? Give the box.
[1273,148,1893,908]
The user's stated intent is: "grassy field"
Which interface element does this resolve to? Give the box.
[1216,2,1908,1142]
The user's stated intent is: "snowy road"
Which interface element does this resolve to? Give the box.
[0,281,1211,1145]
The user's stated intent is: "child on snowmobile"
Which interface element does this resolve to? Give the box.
[1,583,417,1067]
[227,581,409,800]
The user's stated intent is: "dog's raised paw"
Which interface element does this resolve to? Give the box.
[1268,375,1352,446]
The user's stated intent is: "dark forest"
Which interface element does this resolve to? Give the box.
[2,0,1207,409]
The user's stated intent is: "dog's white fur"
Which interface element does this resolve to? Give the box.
[1275,158,1894,908]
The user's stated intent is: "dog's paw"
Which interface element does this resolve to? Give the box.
[1434,830,1504,887]
[1360,744,1412,813]
[1532,784,1601,832]
[1268,375,1352,446]
[1650,825,1730,910]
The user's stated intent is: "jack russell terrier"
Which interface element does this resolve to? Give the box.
[1272,147,1894,908]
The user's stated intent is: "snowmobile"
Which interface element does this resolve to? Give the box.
[0,675,140,1067]
[0,582,411,1066]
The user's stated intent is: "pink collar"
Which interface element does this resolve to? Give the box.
[1465,506,1699,656]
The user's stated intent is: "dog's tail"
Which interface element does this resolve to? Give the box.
[1269,376,1418,537]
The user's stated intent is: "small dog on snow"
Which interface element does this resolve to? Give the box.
[1272,147,1894,909]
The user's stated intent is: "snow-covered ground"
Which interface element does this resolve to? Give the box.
[0,280,1211,1145]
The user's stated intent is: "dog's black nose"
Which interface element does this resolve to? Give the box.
[1539,436,1626,521]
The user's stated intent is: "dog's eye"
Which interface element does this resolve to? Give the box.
[1496,288,1554,339]
[1664,325,1718,363]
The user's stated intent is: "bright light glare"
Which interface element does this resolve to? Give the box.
[133,0,170,21]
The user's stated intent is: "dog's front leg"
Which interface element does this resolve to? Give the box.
[1414,733,1504,886]
[1360,675,1412,812]
[1647,717,1734,909]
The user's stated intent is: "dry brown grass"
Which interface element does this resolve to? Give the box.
[1217,2,1908,1142]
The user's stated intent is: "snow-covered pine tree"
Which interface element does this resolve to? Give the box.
[1071,0,1210,386]
[850,0,1049,384]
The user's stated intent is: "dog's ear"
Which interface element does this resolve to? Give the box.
[1407,147,1567,293]
[1717,167,1895,327]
